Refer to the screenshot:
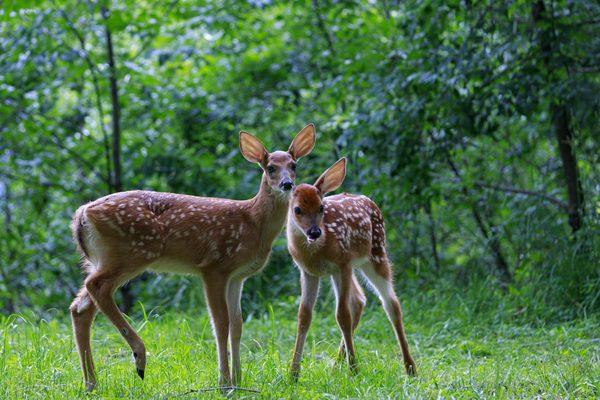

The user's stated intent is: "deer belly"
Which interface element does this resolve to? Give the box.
[147,258,200,275]
[350,256,370,269]
[233,260,266,279]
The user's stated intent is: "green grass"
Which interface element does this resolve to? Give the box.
[1,291,598,399]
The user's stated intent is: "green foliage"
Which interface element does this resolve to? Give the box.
[0,0,599,320]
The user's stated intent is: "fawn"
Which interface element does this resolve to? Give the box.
[286,158,417,379]
[69,124,316,391]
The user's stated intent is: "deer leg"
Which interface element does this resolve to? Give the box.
[202,273,231,387]
[290,270,319,381]
[361,262,417,376]
[226,277,244,386]
[70,287,98,391]
[331,267,358,373]
[337,274,366,361]
[85,269,147,380]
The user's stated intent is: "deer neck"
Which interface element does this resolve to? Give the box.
[248,174,290,248]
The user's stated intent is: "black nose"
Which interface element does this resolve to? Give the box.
[280,179,293,191]
[307,226,322,240]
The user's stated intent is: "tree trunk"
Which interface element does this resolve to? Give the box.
[1,182,16,313]
[424,201,441,271]
[103,10,122,194]
[532,0,584,233]
[58,8,113,192]
[102,7,133,313]
[552,104,583,232]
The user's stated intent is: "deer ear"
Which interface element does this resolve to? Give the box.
[239,131,268,164]
[288,123,316,160]
[314,158,347,195]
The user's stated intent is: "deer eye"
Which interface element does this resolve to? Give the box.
[294,207,302,215]
[290,163,296,171]
[319,205,324,213]
[267,165,276,174]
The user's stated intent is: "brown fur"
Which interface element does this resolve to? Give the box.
[69,124,316,391]
[74,188,286,273]
[287,158,416,378]
[72,206,89,259]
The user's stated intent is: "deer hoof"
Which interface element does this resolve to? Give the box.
[85,381,96,392]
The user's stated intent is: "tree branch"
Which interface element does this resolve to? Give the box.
[311,0,336,57]
[0,171,70,192]
[29,115,111,186]
[102,6,121,192]
[130,0,180,61]
[428,131,512,284]
[473,181,569,211]
[54,2,113,192]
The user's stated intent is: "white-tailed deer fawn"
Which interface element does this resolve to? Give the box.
[287,158,417,379]
[69,124,316,391]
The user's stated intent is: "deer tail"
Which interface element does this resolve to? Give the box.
[71,205,90,259]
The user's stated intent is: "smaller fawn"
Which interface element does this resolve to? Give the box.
[287,158,416,379]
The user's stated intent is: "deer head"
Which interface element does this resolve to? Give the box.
[239,123,316,194]
[289,157,347,242]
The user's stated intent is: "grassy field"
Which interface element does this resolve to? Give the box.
[1,288,598,399]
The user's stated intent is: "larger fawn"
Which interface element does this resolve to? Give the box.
[287,158,416,378]
[69,124,316,391]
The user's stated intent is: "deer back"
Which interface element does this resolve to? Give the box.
[74,188,283,275]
